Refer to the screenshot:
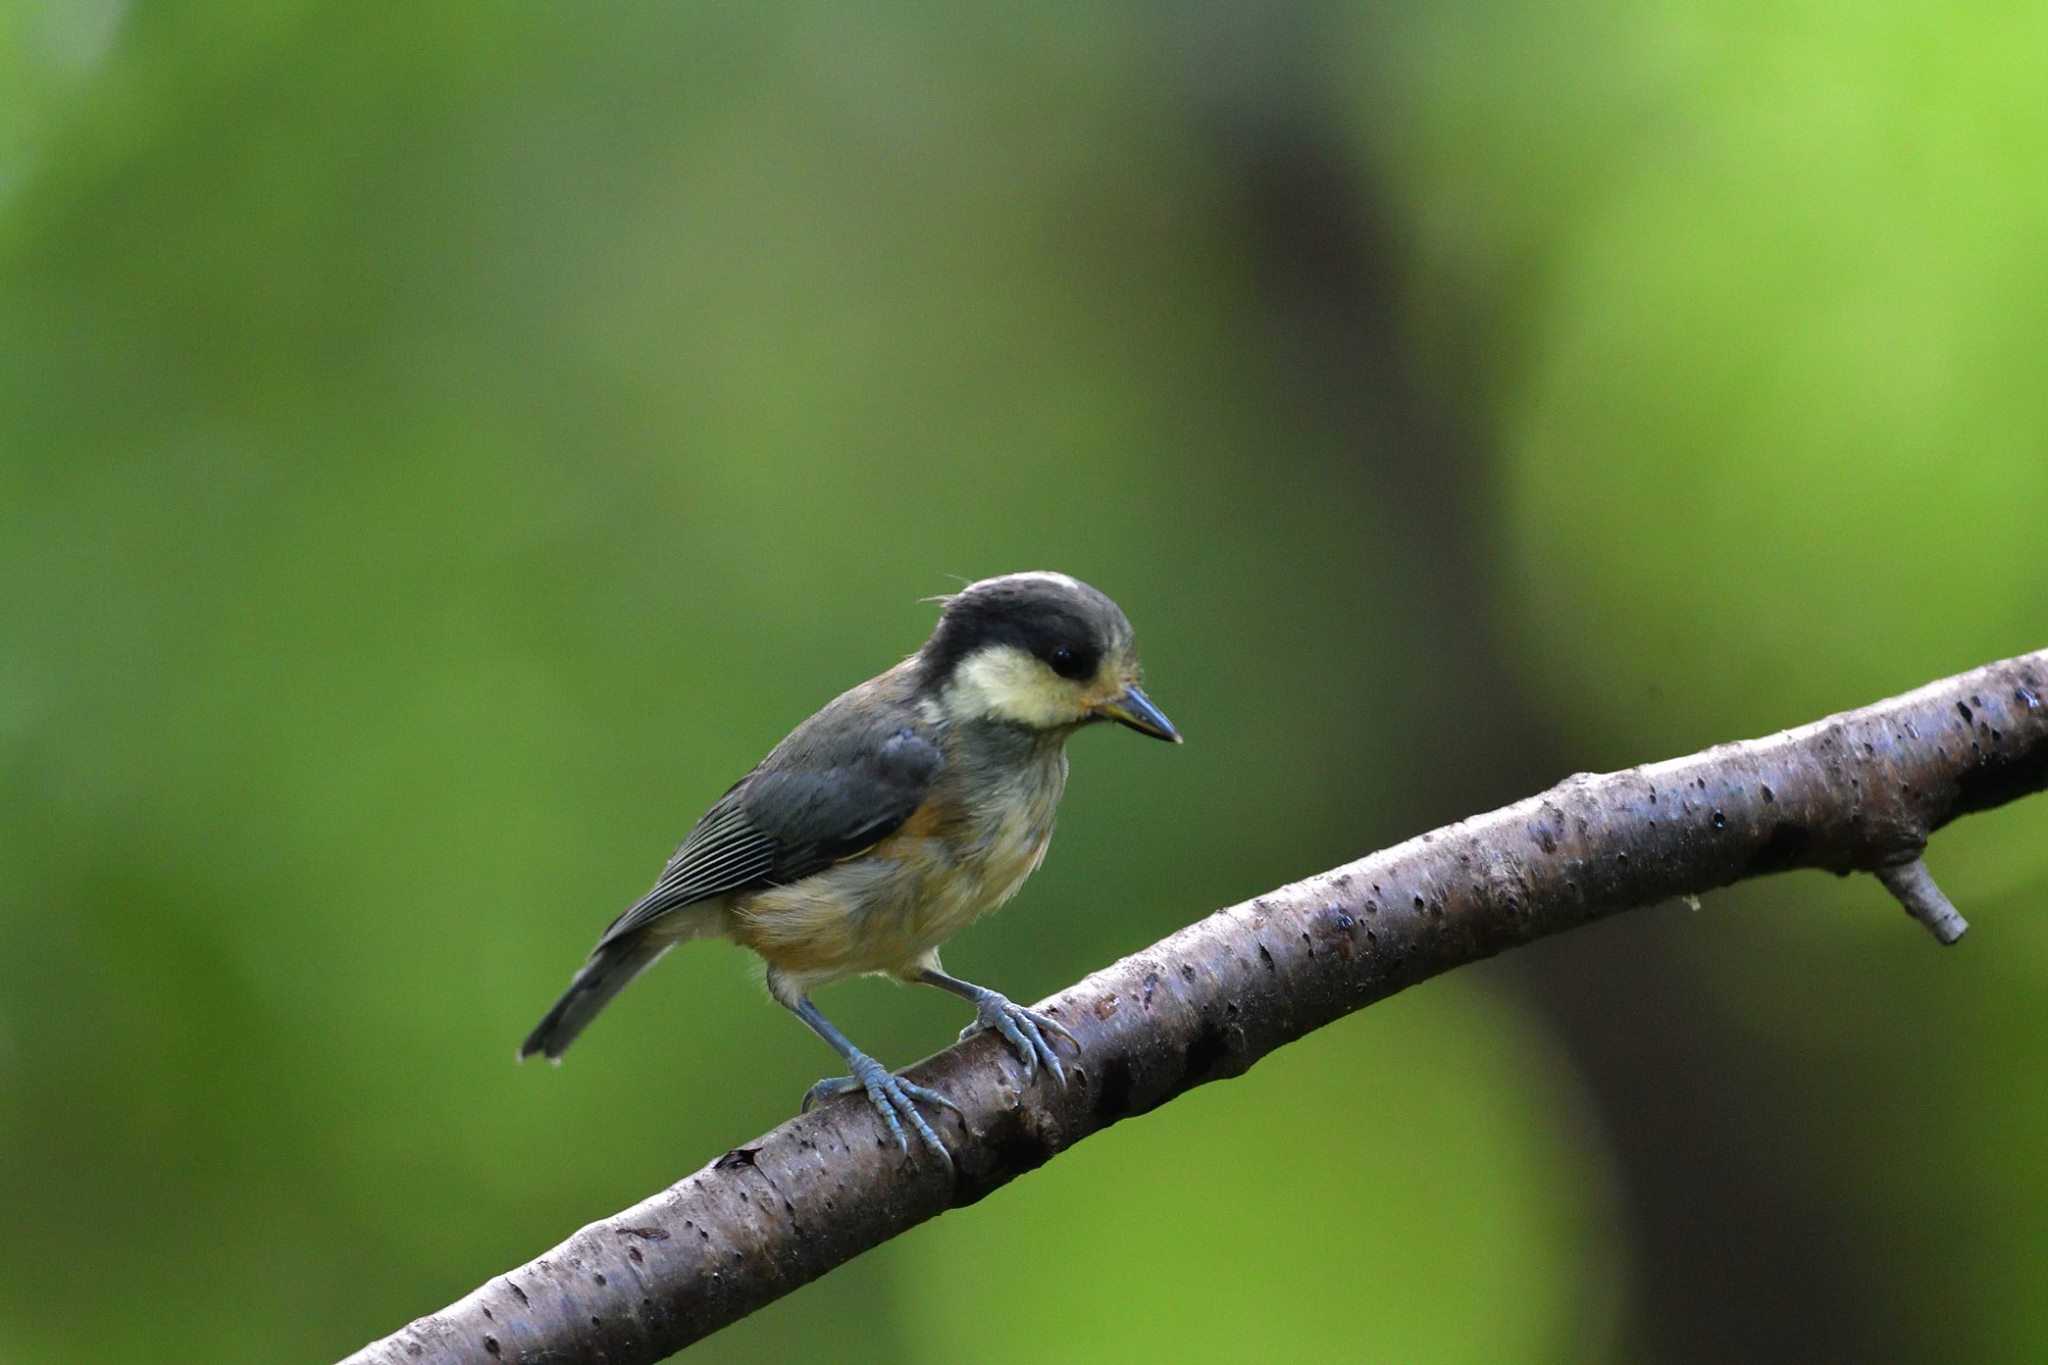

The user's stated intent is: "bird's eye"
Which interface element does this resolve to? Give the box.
[1048,644,1090,680]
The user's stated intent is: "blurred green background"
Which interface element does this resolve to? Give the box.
[4,2,2045,1361]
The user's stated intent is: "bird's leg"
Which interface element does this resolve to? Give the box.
[917,965,1078,1087]
[781,991,959,1164]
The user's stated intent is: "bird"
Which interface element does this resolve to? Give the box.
[519,571,1180,1161]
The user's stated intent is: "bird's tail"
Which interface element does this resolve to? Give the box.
[519,931,673,1063]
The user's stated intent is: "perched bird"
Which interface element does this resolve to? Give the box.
[520,571,1180,1160]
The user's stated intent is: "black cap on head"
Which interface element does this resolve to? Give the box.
[919,572,1135,687]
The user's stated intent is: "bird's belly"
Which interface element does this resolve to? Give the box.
[733,816,1053,984]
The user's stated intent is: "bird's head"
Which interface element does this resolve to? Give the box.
[917,571,1180,742]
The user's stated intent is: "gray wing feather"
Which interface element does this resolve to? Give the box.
[596,695,941,948]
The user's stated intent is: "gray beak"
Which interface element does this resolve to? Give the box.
[1096,685,1181,743]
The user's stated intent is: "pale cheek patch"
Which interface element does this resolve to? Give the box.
[948,645,1086,728]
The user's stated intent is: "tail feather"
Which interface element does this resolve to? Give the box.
[519,933,672,1062]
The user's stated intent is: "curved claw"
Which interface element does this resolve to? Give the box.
[1029,1007,1080,1052]
[961,993,1076,1088]
[802,1056,957,1165]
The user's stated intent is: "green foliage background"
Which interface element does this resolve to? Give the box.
[3,3,2043,1360]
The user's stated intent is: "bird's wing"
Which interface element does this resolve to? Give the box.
[595,695,943,948]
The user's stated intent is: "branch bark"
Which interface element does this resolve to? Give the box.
[346,650,2048,1364]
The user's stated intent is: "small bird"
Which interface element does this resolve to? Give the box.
[520,571,1180,1160]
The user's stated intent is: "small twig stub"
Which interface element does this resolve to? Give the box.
[1877,857,1970,944]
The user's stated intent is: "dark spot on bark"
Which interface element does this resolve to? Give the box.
[1748,821,1812,873]
[484,1338,501,1358]
[1141,971,1160,1008]
[618,1226,669,1241]
[715,1147,760,1171]
[1412,895,1425,910]
[981,1114,1058,1182]
[1953,738,2048,814]
[1257,943,1275,971]
[1530,823,1558,854]
[1711,810,1727,830]
[1957,700,1974,722]
[1181,962,1196,981]
[594,1272,606,1285]
[405,1344,422,1358]
[1314,906,1357,959]
[1183,1021,1231,1084]
[1760,784,1775,803]
[507,1281,528,1305]
[628,1246,643,1264]
[1095,1056,1134,1121]
[480,1306,493,1321]
[1615,852,1629,865]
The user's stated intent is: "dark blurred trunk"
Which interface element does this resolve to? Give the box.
[1173,17,1903,1361]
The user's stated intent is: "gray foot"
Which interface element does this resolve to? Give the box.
[803,1053,960,1163]
[960,990,1078,1087]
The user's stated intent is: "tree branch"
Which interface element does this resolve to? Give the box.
[346,650,2048,1364]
